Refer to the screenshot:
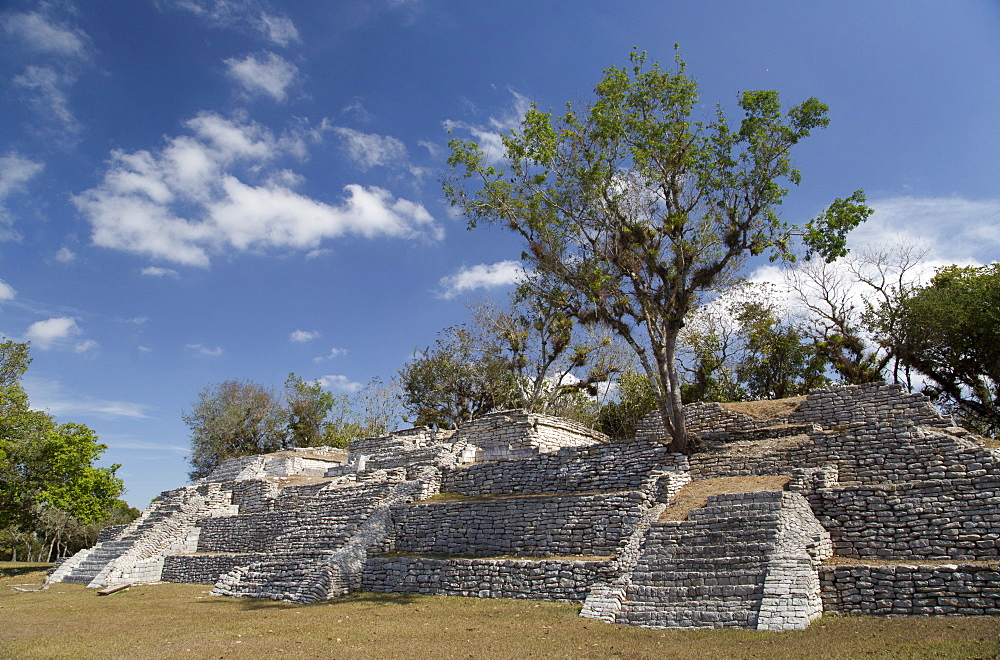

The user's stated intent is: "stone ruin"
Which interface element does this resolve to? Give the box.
[50,384,1000,630]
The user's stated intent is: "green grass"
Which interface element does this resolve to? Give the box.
[1,567,998,659]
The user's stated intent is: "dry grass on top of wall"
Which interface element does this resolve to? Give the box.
[720,396,807,421]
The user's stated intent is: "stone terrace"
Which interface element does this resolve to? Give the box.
[51,385,1000,628]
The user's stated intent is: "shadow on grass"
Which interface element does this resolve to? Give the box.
[222,590,423,611]
[0,563,52,579]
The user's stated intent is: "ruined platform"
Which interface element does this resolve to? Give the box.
[52,386,1000,630]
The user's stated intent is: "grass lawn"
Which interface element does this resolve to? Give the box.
[1,566,998,659]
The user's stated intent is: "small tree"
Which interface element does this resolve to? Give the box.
[787,241,929,386]
[678,283,828,402]
[880,264,1000,435]
[184,379,287,480]
[398,325,519,428]
[595,369,658,440]
[471,277,631,418]
[445,49,870,451]
[285,373,338,447]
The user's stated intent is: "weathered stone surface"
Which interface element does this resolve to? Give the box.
[50,383,1000,632]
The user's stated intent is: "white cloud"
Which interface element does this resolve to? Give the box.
[55,247,75,263]
[100,434,188,452]
[225,51,299,101]
[161,1,299,46]
[850,196,1000,266]
[73,112,441,266]
[3,7,91,142]
[25,317,81,350]
[185,343,223,356]
[290,329,320,342]
[0,280,16,302]
[442,89,531,164]
[0,153,43,200]
[257,13,299,46]
[318,374,362,393]
[437,260,526,299]
[341,100,372,123]
[1,11,88,57]
[313,347,347,362]
[73,338,99,354]
[743,194,1000,323]
[141,266,179,278]
[24,377,153,420]
[0,153,44,231]
[334,127,409,171]
[13,65,81,135]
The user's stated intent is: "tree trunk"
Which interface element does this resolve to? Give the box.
[662,334,688,453]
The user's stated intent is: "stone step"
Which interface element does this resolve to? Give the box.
[642,535,775,557]
[61,573,99,583]
[629,568,768,586]
[625,583,762,600]
[619,607,755,629]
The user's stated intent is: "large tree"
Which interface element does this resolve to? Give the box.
[285,373,338,448]
[881,264,1000,435]
[445,49,870,451]
[0,338,125,556]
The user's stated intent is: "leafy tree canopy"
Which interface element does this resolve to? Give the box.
[0,338,123,531]
[183,379,287,480]
[445,48,870,451]
[883,263,1000,435]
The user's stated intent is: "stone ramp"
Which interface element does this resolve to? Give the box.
[609,490,830,630]
[212,478,430,602]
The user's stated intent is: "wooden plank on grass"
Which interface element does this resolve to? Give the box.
[97,583,131,596]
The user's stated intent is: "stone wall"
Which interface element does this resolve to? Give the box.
[820,564,1000,615]
[161,553,260,584]
[611,490,832,631]
[638,383,952,444]
[361,556,616,602]
[96,525,127,544]
[804,478,1000,560]
[802,423,997,485]
[449,410,608,462]
[390,491,650,557]
[787,383,951,428]
[442,439,685,497]
[198,482,397,554]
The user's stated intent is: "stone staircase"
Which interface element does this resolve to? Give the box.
[610,490,830,630]
[56,540,136,584]
[212,478,430,602]
[49,482,238,588]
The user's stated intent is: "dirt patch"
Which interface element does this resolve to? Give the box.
[981,436,1000,448]
[375,552,614,562]
[268,449,348,462]
[824,556,1000,568]
[267,475,334,488]
[659,475,790,521]
[720,395,806,420]
[703,433,813,459]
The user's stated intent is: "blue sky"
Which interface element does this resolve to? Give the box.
[2,0,998,508]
